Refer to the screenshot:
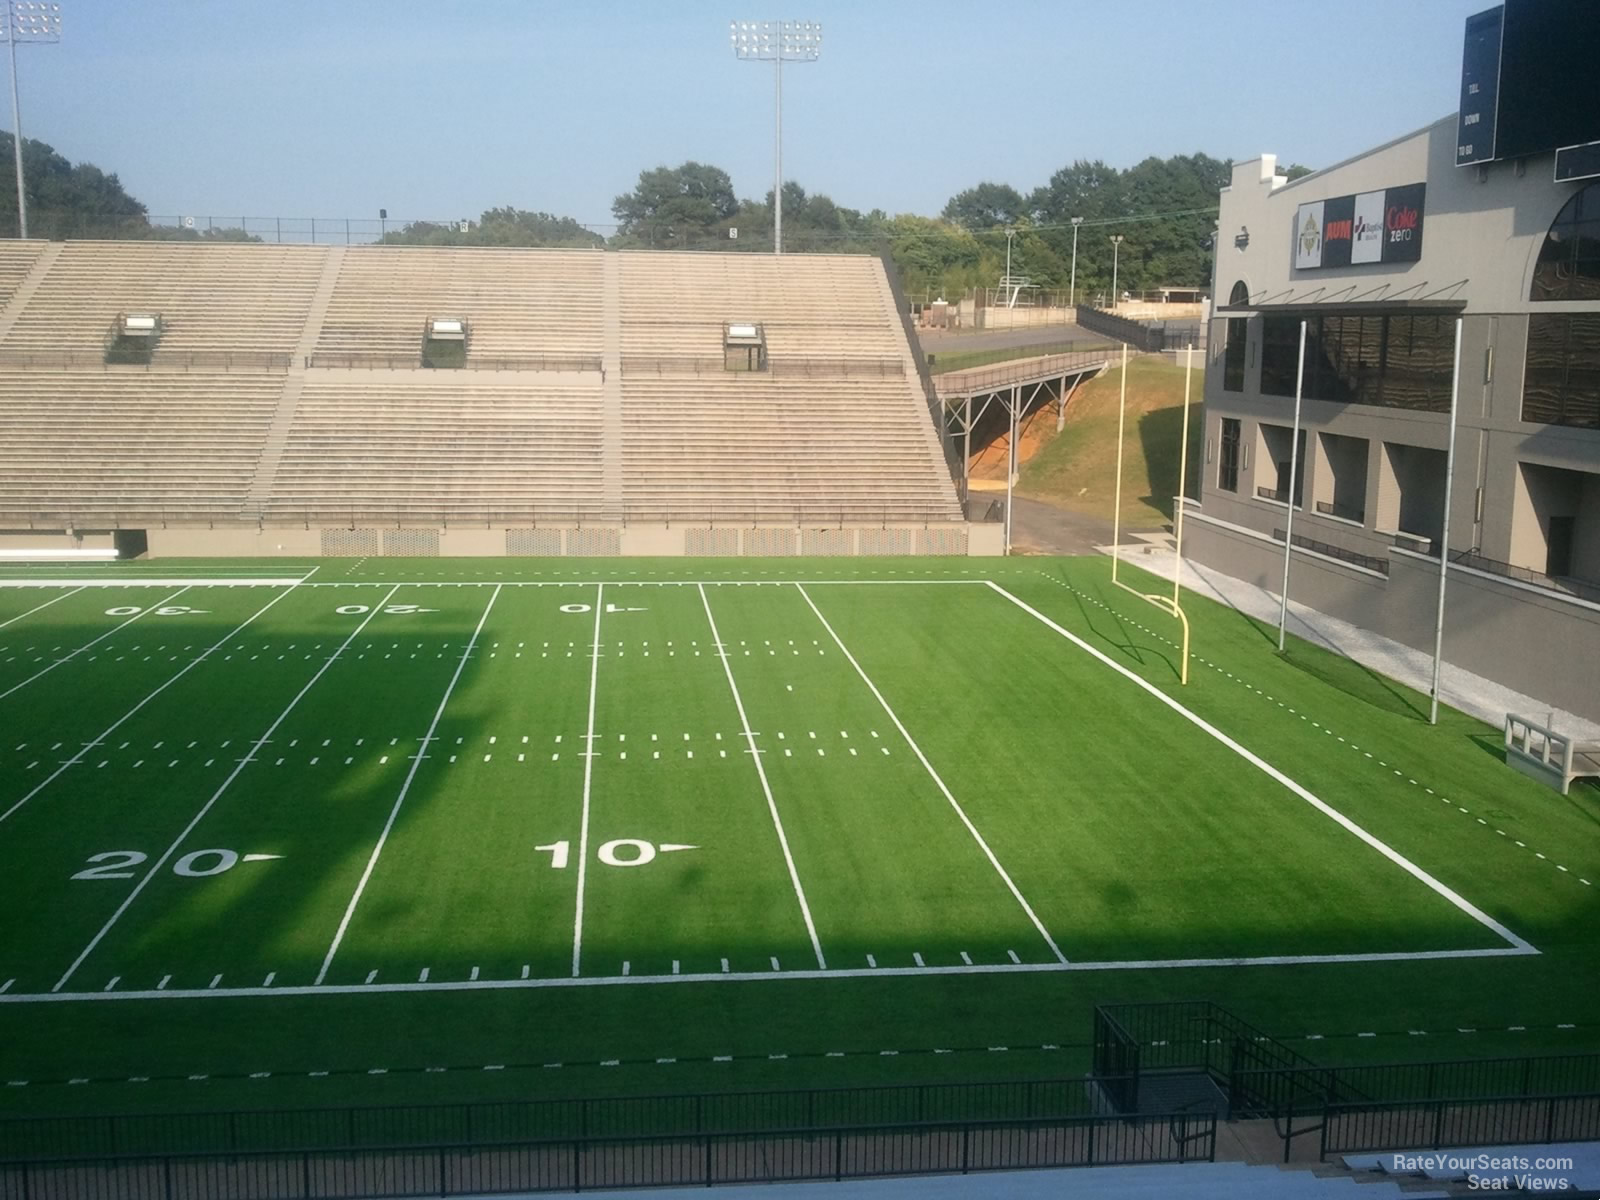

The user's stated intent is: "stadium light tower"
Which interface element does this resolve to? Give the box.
[3,1,61,240]
[730,19,821,255]
[1109,234,1124,310]
[1068,216,1083,307]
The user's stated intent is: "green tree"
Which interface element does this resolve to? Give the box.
[0,132,147,239]
[380,207,603,248]
[941,182,1028,231]
[611,162,739,247]
[1282,162,1315,181]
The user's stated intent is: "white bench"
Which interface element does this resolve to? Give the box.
[1505,713,1600,796]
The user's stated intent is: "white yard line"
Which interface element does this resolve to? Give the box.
[985,580,1537,955]
[0,587,190,703]
[0,584,306,827]
[796,583,1069,965]
[315,585,501,986]
[5,943,1537,1004]
[571,583,604,977]
[0,579,308,588]
[699,583,827,971]
[0,586,85,630]
[51,584,406,993]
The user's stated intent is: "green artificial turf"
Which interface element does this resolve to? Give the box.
[0,554,1595,1139]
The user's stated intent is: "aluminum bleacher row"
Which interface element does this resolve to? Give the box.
[0,240,966,552]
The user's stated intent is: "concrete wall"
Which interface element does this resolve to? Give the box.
[1185,510,1600,724]
[128,522,999,558]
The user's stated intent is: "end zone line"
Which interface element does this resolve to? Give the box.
[0,586,190,704]
[0,586,85,630]
[796,583,1069,965]
[699,583,827,971]
[51,584,406,993]
[985,580,1537,956]
[8,944,1538,1004]
[0,582,303,827]
[571,582,604,978]
[316,584,502,986]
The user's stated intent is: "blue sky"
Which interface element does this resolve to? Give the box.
[28,0,1491,227]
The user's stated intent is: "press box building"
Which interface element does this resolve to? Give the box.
[1188,116,1600,723]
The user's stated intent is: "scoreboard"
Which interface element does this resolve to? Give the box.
[1456,0,1600,180]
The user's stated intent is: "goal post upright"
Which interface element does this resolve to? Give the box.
[1109,338,1193,685]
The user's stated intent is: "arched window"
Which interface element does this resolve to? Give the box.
[1223,281,1249,392]
[1531,183,1600,302]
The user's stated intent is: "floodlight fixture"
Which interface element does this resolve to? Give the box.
[2,0,62,239]
[729,18,822,255]
[119,313,160,337]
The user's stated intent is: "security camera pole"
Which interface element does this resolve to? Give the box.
[3,1,61,239]
[730,19,821,255]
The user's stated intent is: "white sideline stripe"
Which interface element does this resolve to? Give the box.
[316,585,501,986]
[699,583,826,970]
[571,583,604,977]
[0,587,190,703]
[0,579,994,590]
[51,584,405,992]
[3,944,1537,1004]
[984,580,1536,955]
[797,583,1068,965]
[0,586,84,629]
[0,578,308,588]
[0,583,304,827]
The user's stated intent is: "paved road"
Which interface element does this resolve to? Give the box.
[972,493,1160,556]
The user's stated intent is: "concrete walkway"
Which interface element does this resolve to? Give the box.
[1105,541,1600,743]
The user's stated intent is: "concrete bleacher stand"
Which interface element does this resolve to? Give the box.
[0,241,986,559]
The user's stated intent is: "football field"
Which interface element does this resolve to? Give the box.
[0,554,1596,1121]
[0,562,1536,1007]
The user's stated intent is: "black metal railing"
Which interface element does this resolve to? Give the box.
[1232,1051,1600,1123]
[1391,531,1439,558]
[1314,499,1365,524]
[0,1111,1215,1199]
[931,351,1112,399]
[1073,306,1186,353]
[305,353,603,373]
[0,1075,1142,1162]
[1450,548,1600,606]
[1273,528,1390,575]
[1255,485,1301,505]
[1322,1091,1600,1159]
[0,349,292,371]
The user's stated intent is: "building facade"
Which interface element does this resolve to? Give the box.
[1189,115,1600,723]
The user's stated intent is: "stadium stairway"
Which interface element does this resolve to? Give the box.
[0,242,59,342]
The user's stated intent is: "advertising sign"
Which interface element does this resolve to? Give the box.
[1292,183,1425,269]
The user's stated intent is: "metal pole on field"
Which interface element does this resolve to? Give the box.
[1173,343,1194,611]
[3,1,61,240]
[1276,319,1308,652]
[1004,385,1017,553]
[1069,216,1082,307]
[731,19,821,255]
[1429,317,1464,725]
[1110,341,1128,585]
